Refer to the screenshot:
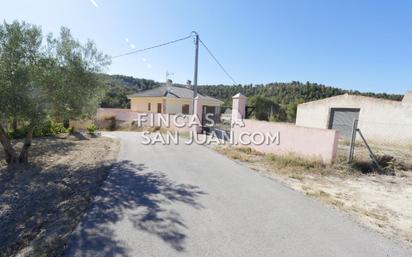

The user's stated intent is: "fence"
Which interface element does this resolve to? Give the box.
[202,107,232,139]
[340,120,412,173]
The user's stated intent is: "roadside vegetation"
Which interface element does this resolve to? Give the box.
[0,20,119,257]
[0,20,109,165]
[215,145,412,248]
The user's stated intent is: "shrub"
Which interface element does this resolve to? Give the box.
[108,117,116,131]
[7,127,28,139]
[7,118,73,139]
[67,126,75,133]
[86,124,97,134]
[95,115,116,131]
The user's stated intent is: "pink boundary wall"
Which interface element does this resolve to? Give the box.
[96,108,196,133]
[232,119,340,164]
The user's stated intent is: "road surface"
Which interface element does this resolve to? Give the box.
[65,131,411,257]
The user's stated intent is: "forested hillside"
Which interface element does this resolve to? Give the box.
[198,82,403,122]
[99,74,161,108]
[198,82,403,105]
[98,75,403,122]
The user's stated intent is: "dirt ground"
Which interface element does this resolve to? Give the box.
[0,134,119,257]
[215,145,412,250]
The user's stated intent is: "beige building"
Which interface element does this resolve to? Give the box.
[295,92,412,143]
[128,85,224,115]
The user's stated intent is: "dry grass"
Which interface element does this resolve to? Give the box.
[215,146,353,178]
[0,135,120,257]
[305,189,345,208]
[215,145,412,249]
[215,146,263,162]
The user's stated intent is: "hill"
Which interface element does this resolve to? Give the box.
[98,74,403,122]
[99,74,161,109]
[198,82,403,122]
[198,82,403,105]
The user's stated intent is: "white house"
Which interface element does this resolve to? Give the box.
[295,92,412,143]
[127,84,224,115]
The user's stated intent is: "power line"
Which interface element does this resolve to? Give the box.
[199,38,237,85]
[111,32,238,86]
[111,35,192,59]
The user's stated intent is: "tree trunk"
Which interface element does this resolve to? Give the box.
[0,125,18,164]
[12,118,17,131]
[19,128,33,164]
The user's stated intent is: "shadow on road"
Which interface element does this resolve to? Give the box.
[65,160,206,256]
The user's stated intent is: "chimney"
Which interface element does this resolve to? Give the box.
[186,80,192,89]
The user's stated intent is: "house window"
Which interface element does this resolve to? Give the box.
[157,103,162,113]
[148,103,151,111]
[182,104,190,114]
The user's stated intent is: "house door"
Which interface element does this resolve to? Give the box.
[157,103,162,113]
[328,108,360,139]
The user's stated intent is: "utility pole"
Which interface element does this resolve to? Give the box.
[192,31,199,98]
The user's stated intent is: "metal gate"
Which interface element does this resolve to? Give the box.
[202,106,232,140]
[328,108,360,139]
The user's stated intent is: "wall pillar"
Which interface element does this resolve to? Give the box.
[193,96,203,133]
[232,93,247,122]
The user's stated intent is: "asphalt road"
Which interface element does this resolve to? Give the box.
[64,131,411,257]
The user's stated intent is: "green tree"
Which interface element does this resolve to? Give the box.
[285,98,304,122]
[0,21,110,165]
[197,82,403,123]
[248,96,281,121]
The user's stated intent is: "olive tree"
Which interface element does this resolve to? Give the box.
[0,21,110,165]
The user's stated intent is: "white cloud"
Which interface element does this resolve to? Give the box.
[141,58,147,62]
[89,0,99,8]
[130,43,135,49]
[147,64,152,69]
[125,38,129,43]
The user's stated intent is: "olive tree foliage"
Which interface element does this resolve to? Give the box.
[0,20,110,165]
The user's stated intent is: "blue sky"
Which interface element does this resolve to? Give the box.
[1,0,411,94]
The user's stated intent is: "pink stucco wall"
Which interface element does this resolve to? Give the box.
[232,119,339,164]
[97,108,195,133]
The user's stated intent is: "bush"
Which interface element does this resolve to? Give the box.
[102,116,116,131]
[7,118,75,139]
[67,126,75,133]
[95,115,116,131]
[7,127,28,139]
[86,124,97,134]
[33,118,72,136]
